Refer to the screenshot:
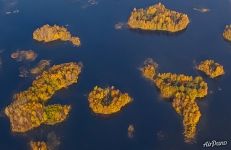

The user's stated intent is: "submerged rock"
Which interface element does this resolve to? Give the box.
[30,60,51,75]
[128,3,190,32]
[19,66,30,78]
[157,130,167,141]
[141,59,208,142]
[47,132,60,150]
[88,86,132,115]
[193,8,210,13]
[5,62,82,132]
[30,141,47,150]
[33,24,81,46]
[223,24,231,42]
[18,60,51,78]
[196,59,225,78]
[128,124,135,138]
[114,22,128,30]
[5,9,19,15]
[11,50,37,62]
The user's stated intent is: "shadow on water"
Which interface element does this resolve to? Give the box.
[88,103,132,119]
[223,37,231,45]
[127,27,188,37]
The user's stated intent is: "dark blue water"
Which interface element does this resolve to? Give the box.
[0,0,231,149]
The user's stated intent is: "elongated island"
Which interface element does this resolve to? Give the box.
[141,59,208,142]
[5,62,82,132]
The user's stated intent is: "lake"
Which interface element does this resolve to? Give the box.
[0,0,231,149]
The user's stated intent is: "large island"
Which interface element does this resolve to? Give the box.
[141,59,208,142]
[128,3,190,32]
[5,62,82,132]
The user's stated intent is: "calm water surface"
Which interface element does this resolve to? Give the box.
[0,0,231,149]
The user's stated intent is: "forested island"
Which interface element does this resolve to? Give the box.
[223,24,231,42]
[141,59,208,142]
[196,60,225,78]
[128,3,190,32]
[88,86,132,115]
[33,24,81,46]
[5,62,82,132]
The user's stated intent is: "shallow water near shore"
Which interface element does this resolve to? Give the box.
[0,0,231,149]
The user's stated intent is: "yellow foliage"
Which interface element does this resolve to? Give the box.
[172,92,201,142]
[33,24,81,46]
[14,62,82,103]
[128,3,190,32]
[5,62,81,133]
[141,59,208,142]
[140,58,158,80]
[4,102,46,132]
[196,59,225,78]
[88,86,132,115]
[223,24,231,42]
[30,141,47,150]
[154,73,208,99]
[44,104,71,125]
